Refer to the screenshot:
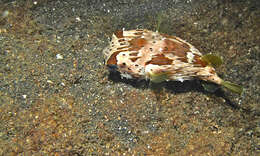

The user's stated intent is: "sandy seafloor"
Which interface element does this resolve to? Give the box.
[0,0,259,155]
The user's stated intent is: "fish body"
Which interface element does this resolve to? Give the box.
[104,29,243,94]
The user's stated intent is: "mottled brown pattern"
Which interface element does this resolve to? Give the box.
[118,39,125,42]
[115,30,123,38]
[128,38,147,51]
[106,51,121,65]
[145,54,173,65]
[168,68,183,75]
[130,57,140,62]
[117,46,129,50]
[163,39,189,54]
[129,52,138,56]
[193,55,207,67]
[180,57,188,63]
[163,39,190,62]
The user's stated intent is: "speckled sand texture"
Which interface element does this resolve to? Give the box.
[0,0,259,155]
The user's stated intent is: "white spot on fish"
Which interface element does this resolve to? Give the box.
[177,77,185,82]
[187,52,194,63]
[121,72,133,79]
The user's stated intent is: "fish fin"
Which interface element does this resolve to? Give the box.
[201,54,223,68]
[221,80,243,95]
[156,12,163,32]
[156,11,169,33]
[149,72,169,83]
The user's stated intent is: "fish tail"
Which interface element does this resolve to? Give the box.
[220,80,243,95]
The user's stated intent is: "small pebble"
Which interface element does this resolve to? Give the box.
[56,54,63,59]
[22,95,27,99]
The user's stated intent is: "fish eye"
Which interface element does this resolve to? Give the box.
[107,64,118,71]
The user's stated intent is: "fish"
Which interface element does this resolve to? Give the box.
[103,29,243,94]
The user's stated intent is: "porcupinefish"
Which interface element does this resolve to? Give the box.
[103,29,243,94]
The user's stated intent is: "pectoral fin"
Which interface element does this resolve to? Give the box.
[201,54,223,68]
[149,72,169,83]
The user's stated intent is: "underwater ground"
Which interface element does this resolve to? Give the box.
[0,0,259,155]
